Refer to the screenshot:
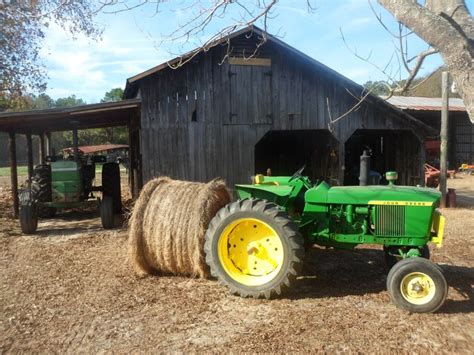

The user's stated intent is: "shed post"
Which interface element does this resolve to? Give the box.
[128,124,135,198]
[26,132,34,186]
[45,132,52,156]
[39,133,45,164]
[8,131,19,218]
[419,140,426,187]
[72,127,79,162]
[439,72,449,207]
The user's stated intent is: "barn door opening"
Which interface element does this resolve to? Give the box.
[344,129,421,186]
[255,130,339,184]
[228,63,273,125]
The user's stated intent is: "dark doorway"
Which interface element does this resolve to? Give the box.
[344,129,421,186]
[255,130,339,184]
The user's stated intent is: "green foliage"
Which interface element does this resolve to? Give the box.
[363,81,393,96]
[0,93,85,112]
[55,95,86,108]
[101,88,124,102]
[34,94,55,109]
[100,88,127,144]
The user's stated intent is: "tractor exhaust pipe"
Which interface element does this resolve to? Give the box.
[359,149,371,186]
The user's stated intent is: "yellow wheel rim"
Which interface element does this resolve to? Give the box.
[400,272,436,305]
[217,218,284,286]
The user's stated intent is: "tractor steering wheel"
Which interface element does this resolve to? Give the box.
[289,165,306,182]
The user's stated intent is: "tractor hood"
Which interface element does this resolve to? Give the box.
[326,185,441,206]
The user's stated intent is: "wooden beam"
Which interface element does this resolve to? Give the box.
[439,72,449,207]
[8,131,19,218]
[26,132,34,184]
[45,132,52,155]
[229,57,272,66]
[419,140,426,187]
[72,127,79,162]
[39,133,45,164]
[128,124,135,198]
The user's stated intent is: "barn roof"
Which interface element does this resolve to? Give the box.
[123,26,434,134]
[386,96,466,112]
[0,99,140,134]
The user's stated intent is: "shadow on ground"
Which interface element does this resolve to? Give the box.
[284,247,474,314]
[36,210,123,237]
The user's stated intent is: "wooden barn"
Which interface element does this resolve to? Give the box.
[123,26,433,188]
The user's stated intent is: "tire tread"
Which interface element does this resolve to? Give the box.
[204,198,304,299]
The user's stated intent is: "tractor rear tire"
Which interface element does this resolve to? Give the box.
[102,162,121,213]
[204,199,305,299]
[384,245,430,269]
[100,196,115,229]
[19,190,38,234]
[387,257,447,313]
[31,164,56,218]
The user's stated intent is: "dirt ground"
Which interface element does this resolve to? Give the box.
[0,175,473,353]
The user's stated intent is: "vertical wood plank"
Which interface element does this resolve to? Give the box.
[26,132,33,183]
[9,131,19,218]
[38,133,45,164]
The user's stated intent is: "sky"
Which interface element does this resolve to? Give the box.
[39,0,473,103]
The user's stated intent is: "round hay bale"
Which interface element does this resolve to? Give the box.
[128,177,231,278]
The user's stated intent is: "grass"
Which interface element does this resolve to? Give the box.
[0,166,28,177]
[0,164,126,177]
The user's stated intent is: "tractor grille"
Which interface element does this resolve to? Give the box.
[375,205,406,236]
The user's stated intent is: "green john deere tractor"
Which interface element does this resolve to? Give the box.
[204,167,447,313]
[19,130,122,234]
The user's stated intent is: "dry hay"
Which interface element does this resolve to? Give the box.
[128,177,231,278]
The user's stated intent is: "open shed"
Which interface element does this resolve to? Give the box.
[0,99,141,217]
[387,96,473,168]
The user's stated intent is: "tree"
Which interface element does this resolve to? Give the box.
[34,94,55,109]
[0,1,102,99]
[55,95,86,108]
[100,88,127,143]
[376,0,473,121]
[363,81,393,96]
[101,88,124,103]
[0,92,55,112]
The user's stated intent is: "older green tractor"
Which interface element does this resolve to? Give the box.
[204,168,447,313]
[19,130,121,234]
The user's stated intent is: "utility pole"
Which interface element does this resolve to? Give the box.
[439,71,449,207]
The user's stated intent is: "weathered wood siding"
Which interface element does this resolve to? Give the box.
[453,113,474,165]
[138,35,424,187]
[410,111,473,169]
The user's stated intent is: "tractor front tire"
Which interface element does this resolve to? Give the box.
[384,245,430,269]
[31,164,56,218]
[204,199,305,299]
[19,190,38,234]
[102,162,121,214]
[100,196,115,229]
[387,257,447,313]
